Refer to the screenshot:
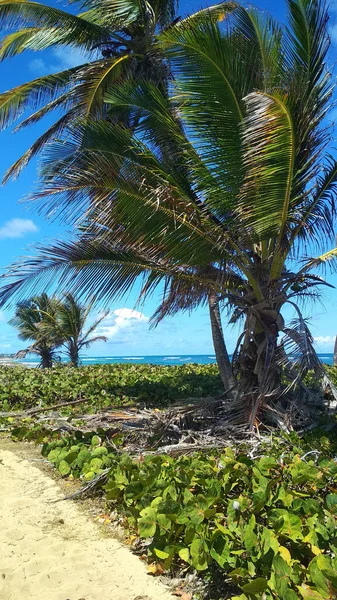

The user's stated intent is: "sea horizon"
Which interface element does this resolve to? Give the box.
[14,353,336,367]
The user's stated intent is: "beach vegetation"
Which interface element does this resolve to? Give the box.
[9,292,108,367]
[1,0,337,427]
[9,293,63,368]
[9,421,337,599]
[0,362,222,411]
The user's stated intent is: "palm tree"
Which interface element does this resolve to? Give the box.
[0,0,227,181]
[56,293,108,366]
[2,0,337,426]
[0,0,179,181]
[9,293,63,368]
[0,0,235,384]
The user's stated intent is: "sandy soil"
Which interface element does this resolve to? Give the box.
[0,445,174,600]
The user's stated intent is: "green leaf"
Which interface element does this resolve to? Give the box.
[241,578,267,594]
[178,548,190,563]
[190,538,209,571]
[270,555,292,596]
[243,514,257,552]
[58,459,71,476]
[91,446,108,457]
[138,507,157,538]
[47,448,61,463]
[283,591,299,600]
[297,585,326,599]
[157,513,171,532]
[326,494,337,512]
[154,548,170,559]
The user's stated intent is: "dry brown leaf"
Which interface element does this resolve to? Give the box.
[147,562,165,576]
[173,588,192,600]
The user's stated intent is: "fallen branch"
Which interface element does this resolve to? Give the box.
[0,396,92,418]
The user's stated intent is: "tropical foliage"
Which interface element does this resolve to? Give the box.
[2,0,337,426]
[9,293,107,367]
[9,293,63,368]
[0,362,222,411]
[0,0,179,179]
[7,425,337,599]
[55,293,108,366]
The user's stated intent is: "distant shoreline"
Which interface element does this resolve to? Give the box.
[1,353,334,368]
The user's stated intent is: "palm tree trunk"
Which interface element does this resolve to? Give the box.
[334,336,337,366]
[208,292,236,393]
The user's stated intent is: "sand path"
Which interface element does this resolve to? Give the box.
[0,447,174,600]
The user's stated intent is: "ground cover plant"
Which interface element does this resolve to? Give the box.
[1,363,337,599]
[7,425,336,600]
[0,363,222,412]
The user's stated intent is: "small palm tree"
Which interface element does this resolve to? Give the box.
[57,293,108,366]
[9,293,63,368]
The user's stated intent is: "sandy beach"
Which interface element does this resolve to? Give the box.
[0,444,174,600]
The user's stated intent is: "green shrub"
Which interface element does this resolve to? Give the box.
[41,431,337,599]
[0,363,222,411]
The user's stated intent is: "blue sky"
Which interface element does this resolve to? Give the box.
[0,0,337,356]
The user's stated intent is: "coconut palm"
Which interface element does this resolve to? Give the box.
[0,0,228,181]
[56,293,108,366]
[0,0,237,383]
[9,293,63,368]
[2,0,337,426]
[0,0,179,181]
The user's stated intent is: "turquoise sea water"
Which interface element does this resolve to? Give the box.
[18,353,335,366]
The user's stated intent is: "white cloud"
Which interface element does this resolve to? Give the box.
[28,58,47,73]
[97,308,149,340]
[51,47,90,70]
[0,218,38,240]
[28,48,92,74]
[314,335,335,345]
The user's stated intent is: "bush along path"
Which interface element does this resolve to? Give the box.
[1,363,337,598]
[9,427,337,600]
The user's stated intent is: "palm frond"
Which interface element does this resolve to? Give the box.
[239,91,295,243]
[0,235,221,308]
[301,247,337,273]
[3,108,78,182]
[80,334,108,348]
[159,14,244,202]
[290,155,337,249]
[283,0,333,214]
[0,66,82,130]
[0,27,39,59]
[0,1,111,49]
[80,310,109,343]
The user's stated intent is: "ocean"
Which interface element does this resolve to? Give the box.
[17,354,335,367]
